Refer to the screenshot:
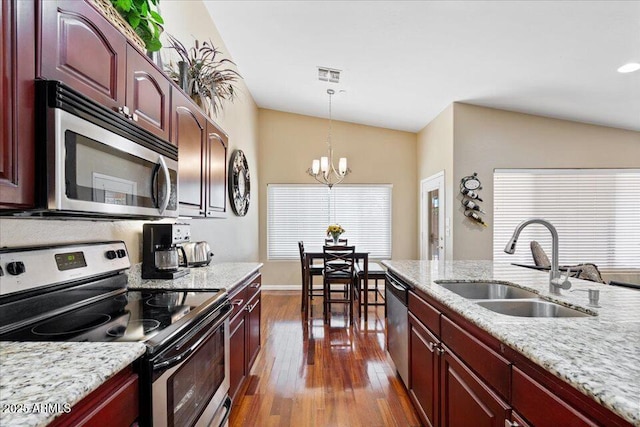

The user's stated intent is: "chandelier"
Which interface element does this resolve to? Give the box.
[307,89,350,188]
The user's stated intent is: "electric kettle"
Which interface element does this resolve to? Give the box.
[180,241,214,267]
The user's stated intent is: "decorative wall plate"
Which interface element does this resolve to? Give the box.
[228,150,250,216]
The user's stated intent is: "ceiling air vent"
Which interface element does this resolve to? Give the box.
[318,67,341,83]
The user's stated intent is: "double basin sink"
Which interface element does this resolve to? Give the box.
[435,281,592,318]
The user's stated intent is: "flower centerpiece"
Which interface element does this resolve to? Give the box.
[326,224,345,244]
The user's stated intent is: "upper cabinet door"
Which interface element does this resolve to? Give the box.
[40,0,126,111]
[125,45,171,141]
[172,90,206,217]
[205,120,228,215]
[1,0,36,209]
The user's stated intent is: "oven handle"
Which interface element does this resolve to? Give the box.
[152,307,231,371]
[218,396,232,427]
[157,156,171,215]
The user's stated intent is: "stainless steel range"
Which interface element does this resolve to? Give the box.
[0,241,232,427]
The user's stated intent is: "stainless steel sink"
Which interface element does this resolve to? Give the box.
[475,300,593,318]
[436,281,539,300]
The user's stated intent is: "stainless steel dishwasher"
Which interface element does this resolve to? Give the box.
[386,273,409,387]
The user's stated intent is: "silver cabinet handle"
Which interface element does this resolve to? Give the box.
[232,299,244,307]
[505,420,521,427]
[426,341,445,356]
[157,156,171,214]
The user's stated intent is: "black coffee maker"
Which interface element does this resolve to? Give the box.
[142,223,191,279]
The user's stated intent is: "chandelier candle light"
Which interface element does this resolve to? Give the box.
[307,89,350,188]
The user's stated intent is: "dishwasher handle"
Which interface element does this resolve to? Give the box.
[386,275,409,305]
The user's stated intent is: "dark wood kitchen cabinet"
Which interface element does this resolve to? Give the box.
[205,122,228,215]
[511,367,597,427]
[408,292,508,427]
[40,0,127,112]
[39,0,171,141]
[229,273,261,404]
[440,347,509,427]
[1,0,36,209]
[172,89,207,216]
[400,280,628,427]
[125,44,171,141]
[172,88,228,218]
[408,293,441,427]
[49,366,139,427]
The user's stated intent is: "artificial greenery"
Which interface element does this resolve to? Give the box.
[165,34,242,116]
[110,0,164,52]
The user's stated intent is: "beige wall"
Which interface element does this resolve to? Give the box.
[0,1,260,263]
[451,103,640,260]
[416,105,454,261]
[258,109,417,287]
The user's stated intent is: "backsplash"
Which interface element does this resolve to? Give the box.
[0,218,148,263]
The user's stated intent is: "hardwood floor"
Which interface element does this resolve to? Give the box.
[230,291,420,427]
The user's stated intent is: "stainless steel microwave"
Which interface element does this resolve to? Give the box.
[26,80,179,219]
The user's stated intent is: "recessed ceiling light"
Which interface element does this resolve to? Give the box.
[617,62,640,73]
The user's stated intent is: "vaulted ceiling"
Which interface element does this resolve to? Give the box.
[205,1,640,133]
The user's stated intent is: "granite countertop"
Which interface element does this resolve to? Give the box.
[382,260,640,426]
[127,262,263,293]
[0,342,146,427]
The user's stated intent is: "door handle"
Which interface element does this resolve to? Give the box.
[157,156,171,214]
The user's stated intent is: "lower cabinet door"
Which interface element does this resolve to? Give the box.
[229,313,247,403]
[246,292,261,369]
[440,346,510,427]
[511,367,597,427]
[409,313,439,427]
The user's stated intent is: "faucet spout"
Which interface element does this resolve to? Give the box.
[503,218,569,294]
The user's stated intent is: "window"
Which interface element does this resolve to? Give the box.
[493,169,640,269]
[267,184,392,259]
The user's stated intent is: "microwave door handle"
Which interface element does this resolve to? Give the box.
[157,156,171,214]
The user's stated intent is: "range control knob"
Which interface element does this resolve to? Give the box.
[116,249,127,258]
[105,250,117,260]
[6,261,26,276]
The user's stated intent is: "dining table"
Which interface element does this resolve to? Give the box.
[302,247,372,321]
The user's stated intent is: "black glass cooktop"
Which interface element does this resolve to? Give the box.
[0,289,224,346]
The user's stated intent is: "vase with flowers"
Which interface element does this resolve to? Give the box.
[326,224,345,245]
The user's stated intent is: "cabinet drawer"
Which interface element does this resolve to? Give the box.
[512,367,597,427]
[409,291,441,336]
[247,275,262,302]
[49,367,138,427]
[441,316,510,400]
[229,286,248,323]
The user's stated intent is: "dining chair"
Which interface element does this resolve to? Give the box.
[298,241,323,313]
[354,261,386,320]
[322,245,356,325]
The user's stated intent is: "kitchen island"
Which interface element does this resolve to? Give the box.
[0,342,146,427]
[382,260,640,426]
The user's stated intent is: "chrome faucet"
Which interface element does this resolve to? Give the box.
[504,218,571,294]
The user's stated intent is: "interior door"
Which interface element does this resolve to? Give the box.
[420,172,446,261]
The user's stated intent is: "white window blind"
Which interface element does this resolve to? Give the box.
[493,169,640,269]
[267,184,392,260]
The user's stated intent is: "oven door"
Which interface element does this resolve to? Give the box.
[150,305,231,427]
[52,108,178,218]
